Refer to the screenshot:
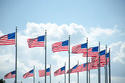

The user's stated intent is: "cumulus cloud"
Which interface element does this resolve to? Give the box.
[110,41,125,64]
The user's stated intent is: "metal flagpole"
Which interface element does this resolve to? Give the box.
[68,35,70,83]
[15,26,17,83]
[86,38,88,83]
[33,66,35,83]
[45,30,47,83]
[64,62,66,83]
[109,48,111,83]
[50,64,51,83]
[88,59,91,83]
[104,65,106,83]
[105,45,108,83]
[77,61,79,83]
[98,42,100,83]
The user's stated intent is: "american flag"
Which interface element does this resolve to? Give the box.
[90,58,99,69]
[23,69,34,78]
[67,64,78,73]
[78,63,92,72]
[83,46,98,57]
[39,68,50,77]
[27,35,45,48]
[91,62,98,69]
[105,52,110,64]
[96,52,109,65]
[0,32,15,45]
[72,43,87,54]
[82,63,92,71]
[99,50,106,56]
[4,70,16,79]
[94,50,106,62]
[54,66,65,76]
[52,40,69,52]
[91,53,109,69]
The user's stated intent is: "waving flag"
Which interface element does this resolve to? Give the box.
[72,43,87,54]
[83,46,98,57]
[94,50,106,61]
[39,68,50,77]
[99,50,106,56]
[91,53,109,68]
[54,66,65,76]
[76,63,88,72]
[91,62,98,69]
[91,57,99,69]
[52,40,69,52]
[4,70,16,79]
[91,61,105,68]
[78,63,92,72]
[106,52,109,58]
[101,52,110,64]
[27,35,45,48]
[82,63,91,71]
[106,52,110,63]
[0,32,15,45]
[67,64,78,73]
[23,69,34,78]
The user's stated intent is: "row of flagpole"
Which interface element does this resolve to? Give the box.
[1,27,112,83]
[14,28,51,83]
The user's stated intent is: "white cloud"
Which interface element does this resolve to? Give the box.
[90,27,116,36]
[110,41,125,64]
[0,54,15,72]
[86,27,117,44]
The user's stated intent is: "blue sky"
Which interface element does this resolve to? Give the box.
[0,0,125,32]
[0,0,125,83]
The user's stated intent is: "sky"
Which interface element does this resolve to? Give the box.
[0,0,125,83]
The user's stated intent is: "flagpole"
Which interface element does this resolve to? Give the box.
[105,45,108,83]
[15,26,17,83]
[64,62,66,83]
[33,66,35,83]
[98,42,100,83]
[88,59,90,83]
[109,48,111,83]
[86,38,88,83]
[50,64,51,83]
[68,35,70,83]
[77,61,79,83]
[45,30,47,83]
